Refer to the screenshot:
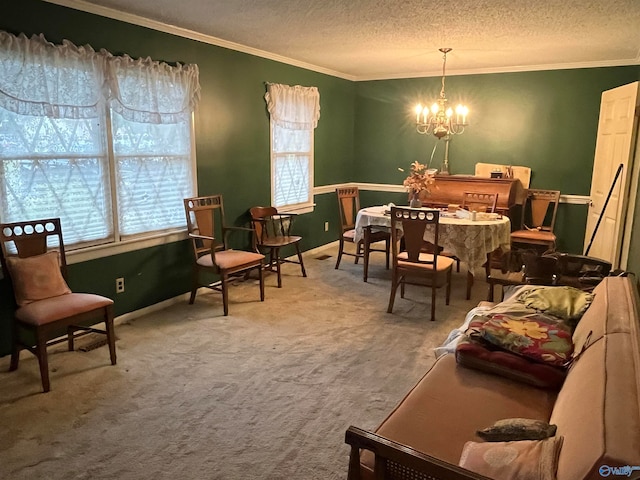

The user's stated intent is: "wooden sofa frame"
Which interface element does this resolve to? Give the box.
[345,426,492,480]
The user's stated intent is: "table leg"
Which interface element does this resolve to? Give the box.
[466,271,473,300]
[363,226,371,282]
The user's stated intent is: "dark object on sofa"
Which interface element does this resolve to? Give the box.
[486,251,611,301]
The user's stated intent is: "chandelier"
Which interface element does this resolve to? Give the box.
[415,48,469,139]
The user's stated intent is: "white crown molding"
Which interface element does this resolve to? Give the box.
[41,0,356,81]
[41,0,638,83]
[357,58,640,82]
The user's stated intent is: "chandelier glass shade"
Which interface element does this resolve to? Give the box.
[415,48,468,139]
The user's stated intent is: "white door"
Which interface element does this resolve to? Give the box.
[584,82,639,268]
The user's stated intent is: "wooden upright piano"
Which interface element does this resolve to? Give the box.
[419,175,526,219]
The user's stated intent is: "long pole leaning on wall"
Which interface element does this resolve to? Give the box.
[584,163,624,256]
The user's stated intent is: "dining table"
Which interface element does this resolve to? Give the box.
[355,205,512,298]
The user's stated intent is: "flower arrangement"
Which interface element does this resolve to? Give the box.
[399,161,436,197]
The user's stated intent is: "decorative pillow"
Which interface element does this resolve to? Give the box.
[459,437,563,480]
[455,335,566,389]
[477,418,557,442]
[6,251,72,306]
[480,314,574,367]
[516,286,594,322]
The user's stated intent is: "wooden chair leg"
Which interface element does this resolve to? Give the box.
[487,280,495,302]
[9,323,20,371]
[105,305,117,365]
[446,269,452,305]
[385,237,390,270]
[222,274,230,316]
[67,326,75,351]
[387,273,399,313]
[189,269,198,304]
[274,247,282,288]
[335,239,344,269]
[295,243,307,277]
[258,264,265,301]
[430,284,436,321]
[36,330,50,393]
[363,227,371,282]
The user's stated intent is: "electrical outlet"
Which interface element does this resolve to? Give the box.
[116,277,125,293]
[324,221,329,232]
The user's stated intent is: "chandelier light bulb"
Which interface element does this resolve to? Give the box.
[414,48,469,138]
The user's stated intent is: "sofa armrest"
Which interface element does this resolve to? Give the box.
[345,426,492,480]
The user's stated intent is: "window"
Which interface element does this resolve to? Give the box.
[265,83,320,212]
[0,32,200,251]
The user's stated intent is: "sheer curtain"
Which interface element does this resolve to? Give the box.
[265,83,320,210]
[0,32,112,246]
[0,30,200,246]
[105,53,200,236]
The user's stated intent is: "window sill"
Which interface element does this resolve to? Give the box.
[66,230,188,264]
[277,203,316,215]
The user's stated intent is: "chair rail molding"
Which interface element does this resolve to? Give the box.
[314,183,590,204]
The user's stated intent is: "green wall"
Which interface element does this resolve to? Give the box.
[0,0,354,356]
[1,0,639,357]
[353,67,640,252]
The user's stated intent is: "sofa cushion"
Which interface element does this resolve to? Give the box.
[363,354,556,471]
[459,437,563,480]
[456,335,566,389]
[551,333,640,480]
[516,286,593,323]
[479,314,573,367]
[571,276,635,357]
[6,251,72,306]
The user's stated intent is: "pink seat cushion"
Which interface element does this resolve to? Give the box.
[15,293,113,326]
[197,250,264,270]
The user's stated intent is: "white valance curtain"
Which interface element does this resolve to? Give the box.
[0,31,201,124]
[105,53,200,124]
[264,83,320,130]
[0,32,106,119]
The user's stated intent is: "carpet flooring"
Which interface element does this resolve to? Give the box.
[0,243,491,480]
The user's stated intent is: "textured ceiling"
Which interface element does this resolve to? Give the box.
[50,0,640,80]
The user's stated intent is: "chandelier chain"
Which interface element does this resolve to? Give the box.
[414,47,468,139]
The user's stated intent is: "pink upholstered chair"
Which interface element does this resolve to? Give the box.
[184,195,265,315]
[0,218,116,392]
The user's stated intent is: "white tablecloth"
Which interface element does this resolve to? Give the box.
[355,205,511,277]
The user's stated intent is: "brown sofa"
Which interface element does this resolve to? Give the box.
[345,276,640,480]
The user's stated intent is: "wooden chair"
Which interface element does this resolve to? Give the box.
[461,191,498,213]
[460,191,499,298]
[335,187,390,282]
[249,206,306,288]
[0,218,116,392]
[184,195,265,315]
[387,208,454,321]
[511,189,561,252]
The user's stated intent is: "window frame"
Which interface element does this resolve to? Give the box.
[269,119,315,215]
[70,112,197,263]
[0,31,198,264]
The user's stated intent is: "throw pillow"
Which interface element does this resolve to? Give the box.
[516,286,594,323]
[6,251,72,306]
[459,437,563,480]
[477,418,557,442]
[480,314,574,367]
[455,335,566,389]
